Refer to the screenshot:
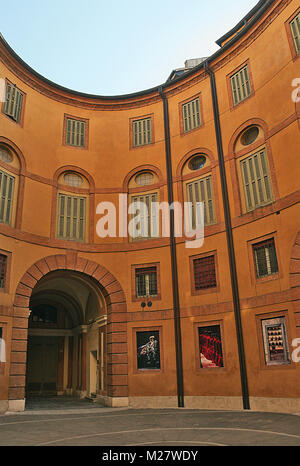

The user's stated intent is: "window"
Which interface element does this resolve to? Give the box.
[253,238,278,278]
[240,126,259,146]
[182,97,201,133]
[135,172,154,186]
[290,12,300,56]
[130,192,158,240]
[0,168,15,225]
[65,117,87,147]
[135,266,158,298]
[188,155,207,171]
[132,117,152,147]
[0,254,7,289]
[63,173,83,187]
[261,317,290,366]
[193,255,217,291]
[57,193,86,241]
[230,65,251,106]
[4,82,24,123]
[186,175,215,227]
[240,148,273,211]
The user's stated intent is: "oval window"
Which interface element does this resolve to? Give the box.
[64,173,83,187]
[188,155,206,171]
[0,147,13,164]
[241,126,259,146]
[135,172,154,186]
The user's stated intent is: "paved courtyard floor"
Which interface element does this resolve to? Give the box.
[0,396,299,447]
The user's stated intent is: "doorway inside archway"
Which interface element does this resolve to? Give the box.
[25,270,107,402]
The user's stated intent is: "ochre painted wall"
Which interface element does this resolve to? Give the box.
[0,0,299,411]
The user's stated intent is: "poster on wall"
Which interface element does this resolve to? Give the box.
[198,325,224,368]
[261,317,290,365]
[137,330,160,370]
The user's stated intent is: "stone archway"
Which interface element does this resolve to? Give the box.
[9,252,128,411]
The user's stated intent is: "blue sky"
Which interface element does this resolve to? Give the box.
[1,0,258,96]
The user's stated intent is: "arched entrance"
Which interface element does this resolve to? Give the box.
[9,253,128,412]
[26,270,106,399]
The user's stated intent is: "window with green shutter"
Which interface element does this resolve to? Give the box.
[130,192,158,240]
[253,238,278,279]
[0,169,15,226]
[290,12,300,55]
[182,97,201,133]
[186,175,215,228]
[65,118,86,147]
[240,149,273,212]
[4,83,23,123]
[132,117,152,147]
[57,193,86,241]
[230,65,252,106]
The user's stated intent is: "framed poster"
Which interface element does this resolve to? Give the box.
[261,317,290,365]
[198,324,224,368]
[136,330,160,370]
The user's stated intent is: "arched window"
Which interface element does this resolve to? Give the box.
[127,170,159,241]
[235,125,273,212]
[56,171,89,242]
[0,144,20,227]
[182,153,216,228]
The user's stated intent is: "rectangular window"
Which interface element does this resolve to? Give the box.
[198,325,224,368]
[261,317,290,365]
[253,238,278,278]
[0,169,15,225]
[240,149,273,211]
[230,65,251,106]
[182,97,201,133]
[131,193,158,240]
[193,255,217,290]
[135,266,158,298]
[4,83,23,123]
[133,117,152,147]
[66,118,86,147]
[0,255,7,289]
[186,175,215,227]
[57,194,86,241]
[290,13,300,55]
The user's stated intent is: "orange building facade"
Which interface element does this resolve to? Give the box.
[0,0,300,414]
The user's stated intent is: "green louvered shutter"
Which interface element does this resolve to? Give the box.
[66,118,86,147]
[4,83,23,123]
[241,149,273,212]
[182,98,201,133]
[231,65,251,106]
[0,169,15,225]
[133,118,152,147]
[186,175,215,228]
[290,13,300,55]
[131,192,158,240]
[57,194,86,241]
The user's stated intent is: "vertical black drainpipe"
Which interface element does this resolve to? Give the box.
[159,86,184,408]
[205,62,250,410]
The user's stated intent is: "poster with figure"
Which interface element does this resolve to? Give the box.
[0,327,5,375]
[198,325,224,368]
[137,330,160,370]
